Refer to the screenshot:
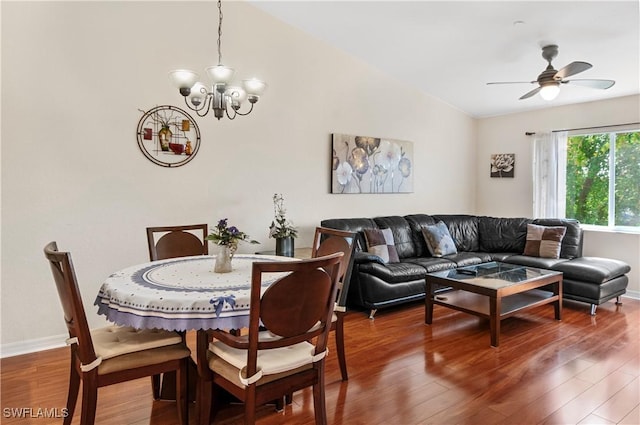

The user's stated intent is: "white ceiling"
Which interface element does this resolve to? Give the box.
[249,1,640,118]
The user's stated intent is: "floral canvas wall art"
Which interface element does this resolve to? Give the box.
[490,153,515,178]
[332,134,413,194]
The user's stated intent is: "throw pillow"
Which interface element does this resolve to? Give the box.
[523,224,567,259]
[364,228,399,263]
[422,221,457,257]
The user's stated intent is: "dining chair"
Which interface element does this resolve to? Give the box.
[311,226,357,381]
[44,241,191,425]
[196,252,344,425]
[146,223,209,261]
[146,223,208,399]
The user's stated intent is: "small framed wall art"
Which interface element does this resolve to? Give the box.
[137,105,201,167]
[331,133,413,194]
[490,153,515,178]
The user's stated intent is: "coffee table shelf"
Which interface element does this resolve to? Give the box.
[434,288,556,319]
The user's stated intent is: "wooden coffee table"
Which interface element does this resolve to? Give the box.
[425,262,563,347]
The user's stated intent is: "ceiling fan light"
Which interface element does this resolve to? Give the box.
[539,84,560,101]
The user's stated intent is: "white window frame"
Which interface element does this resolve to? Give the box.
[565,125,640,233]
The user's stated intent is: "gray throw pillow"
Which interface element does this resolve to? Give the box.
[422,221,457,257]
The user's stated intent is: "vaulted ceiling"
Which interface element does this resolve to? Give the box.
[250,1,640,118]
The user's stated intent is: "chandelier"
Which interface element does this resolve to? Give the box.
[168,0,266,120]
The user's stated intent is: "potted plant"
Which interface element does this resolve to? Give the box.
[269,194,298,257]
[206,218,259,273]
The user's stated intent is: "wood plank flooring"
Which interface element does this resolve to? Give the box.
[2,298,638,424]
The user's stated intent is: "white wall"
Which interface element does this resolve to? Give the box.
[1,1,476,353]
[476,95,640,296]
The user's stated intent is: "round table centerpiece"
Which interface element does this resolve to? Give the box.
[206,218,259,273]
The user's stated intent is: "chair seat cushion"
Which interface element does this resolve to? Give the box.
[92,326,183,360]
[98,343,191,375]
[209,339,318,376]
[207,351,311,388]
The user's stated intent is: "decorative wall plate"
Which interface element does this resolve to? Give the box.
[137,105,201,167]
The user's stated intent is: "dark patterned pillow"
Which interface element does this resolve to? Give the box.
[422,221,457,257]
[364,228,399,263]
[523,224,567,258]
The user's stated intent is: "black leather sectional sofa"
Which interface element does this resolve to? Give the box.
[321,214,630,317]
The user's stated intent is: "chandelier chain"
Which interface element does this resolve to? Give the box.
[217,0,223,64]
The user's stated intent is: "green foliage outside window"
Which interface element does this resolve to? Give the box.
[565,131,640,227]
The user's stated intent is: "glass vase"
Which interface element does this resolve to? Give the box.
[214,245,234,273]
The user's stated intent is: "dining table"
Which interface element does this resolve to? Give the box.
[94,253,298,404]
[94,254,294,332]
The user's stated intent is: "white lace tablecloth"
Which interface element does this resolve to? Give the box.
[94,254,292,331]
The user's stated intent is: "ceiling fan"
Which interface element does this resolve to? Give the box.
[487,45,615,100]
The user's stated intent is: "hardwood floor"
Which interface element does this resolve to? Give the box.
[2,298,639,424]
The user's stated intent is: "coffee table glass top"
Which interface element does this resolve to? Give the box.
[428,262,561,290]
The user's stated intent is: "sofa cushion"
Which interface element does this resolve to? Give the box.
[422,221,457,257]
[404,257,456,273]
[478,216,532,252]
[524,224,567,258]
[502,255,568,270]
[358,261,427,283]
[445,252,493,267]
[551,257,631,284]
[434,215,480,252]
[404,214,438,257]
[364,228,399,263]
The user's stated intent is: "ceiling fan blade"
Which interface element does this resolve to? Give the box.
[563,79,615,89]
[555,61,592,79]
[519,86,542,100]
[487,81,535,85]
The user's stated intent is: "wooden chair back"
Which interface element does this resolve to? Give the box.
[311,227,356,307]
[44,241,98,369]
[250,252,343,352]
[146,224,208,261]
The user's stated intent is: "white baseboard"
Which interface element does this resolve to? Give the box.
[1,333,67,359]
[2,291,639,358]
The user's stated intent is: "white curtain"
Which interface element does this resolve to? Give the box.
[532,131,568,218]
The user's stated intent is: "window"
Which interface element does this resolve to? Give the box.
[564,129,640,229]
